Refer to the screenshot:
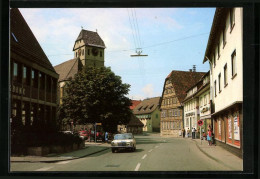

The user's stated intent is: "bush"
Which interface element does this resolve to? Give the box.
[11,124,83,155]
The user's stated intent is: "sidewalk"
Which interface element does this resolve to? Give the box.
[10,141,111,163]
[191,138,243,170]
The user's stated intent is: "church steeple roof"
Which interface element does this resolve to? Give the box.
[74,29,106,50]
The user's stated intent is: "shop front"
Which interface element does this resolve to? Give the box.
[212,102,242,158]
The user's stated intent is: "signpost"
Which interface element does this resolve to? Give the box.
[197,120,203,145]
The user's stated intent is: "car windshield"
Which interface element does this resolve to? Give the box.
[114,133,133,140]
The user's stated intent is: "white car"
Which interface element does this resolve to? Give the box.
[111,133,136,153]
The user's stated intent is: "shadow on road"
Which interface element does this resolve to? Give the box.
[111,148,144,153]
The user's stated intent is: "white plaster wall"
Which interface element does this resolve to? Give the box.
[210,8,243,113]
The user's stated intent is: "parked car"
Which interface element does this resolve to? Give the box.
[61,131,73,135]
[79,130,88,140]
[111,133,136,153]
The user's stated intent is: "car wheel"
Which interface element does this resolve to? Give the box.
[112,148,116,153]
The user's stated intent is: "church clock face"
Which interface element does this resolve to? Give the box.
[92,47,98,56]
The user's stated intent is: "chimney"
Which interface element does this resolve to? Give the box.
[189,69,192,72]
[193,65,196,72]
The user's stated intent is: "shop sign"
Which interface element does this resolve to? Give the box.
[234,114,240,140]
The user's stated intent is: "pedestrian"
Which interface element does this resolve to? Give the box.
[192,128,195,139]
[207,129,212,146]
[187,128,190,138]
[182,128,185,138]
[105,131,108,143]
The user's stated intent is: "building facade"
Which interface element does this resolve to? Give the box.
[10,8,59,128]
[133,97,161,133]
[160,70,205,137]
[183,72,211,137]
[203,8,243,158]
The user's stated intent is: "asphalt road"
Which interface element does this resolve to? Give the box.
[10,133,235,172]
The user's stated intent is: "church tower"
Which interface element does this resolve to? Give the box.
[73,29,106,68]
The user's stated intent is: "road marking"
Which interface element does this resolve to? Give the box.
[155,146,159,148]
[35,167,54,171]
[56,161,71,164]
[135,163,141,171]
[148,149,153,152]
[142,154,147,159]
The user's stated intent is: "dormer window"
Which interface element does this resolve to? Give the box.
[138,106,143,111]
[149,105,154,110]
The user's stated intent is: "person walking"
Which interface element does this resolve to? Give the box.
[192,128,195,139]
[182,128,185,138]
[187,128,190,138]
[207,129,212,146]
[105,131,108,143]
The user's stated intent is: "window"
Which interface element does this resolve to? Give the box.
[204,95,207,106]
[82,49,84,56]
[218,73,221,93]
[12,32,18,42]
[100,51,102,57]
[230,8,235,32]
[214,80,217,97]
[224,64,228,86]
[76,52,77,57]
[223,26,226,48]
[13,62,18,81]
[231,50,237,77]
[217,42,220,59]
[213,53,216,67]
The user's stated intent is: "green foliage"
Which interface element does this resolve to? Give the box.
[60,66,132,133]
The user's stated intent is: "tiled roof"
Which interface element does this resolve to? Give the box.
[130,100,142,110]
[10,8,56,73]
[166,70,206,104]
[133,97,160,115]
[128,114,144,127]
[74,29,106,49]
[54,58,83,82]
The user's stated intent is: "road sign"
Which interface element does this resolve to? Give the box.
[197,120,203,126]
[96,123,102,125]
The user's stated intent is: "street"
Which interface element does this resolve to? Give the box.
[10,133,242,172]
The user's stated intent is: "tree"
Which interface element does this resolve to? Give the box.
[60,66,132,133]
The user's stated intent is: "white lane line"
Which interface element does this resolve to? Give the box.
[155,146,159,148]
[142,154,147,159]
[56,161,71,164]
[34,166,54,171]
[135,163,141,171]
[148,149,153,152]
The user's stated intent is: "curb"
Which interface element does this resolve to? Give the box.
[11,147,110,163]
[192,140,236,170]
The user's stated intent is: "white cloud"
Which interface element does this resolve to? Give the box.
[142,84,155,97]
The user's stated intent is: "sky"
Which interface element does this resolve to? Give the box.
[19,8,215,100]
